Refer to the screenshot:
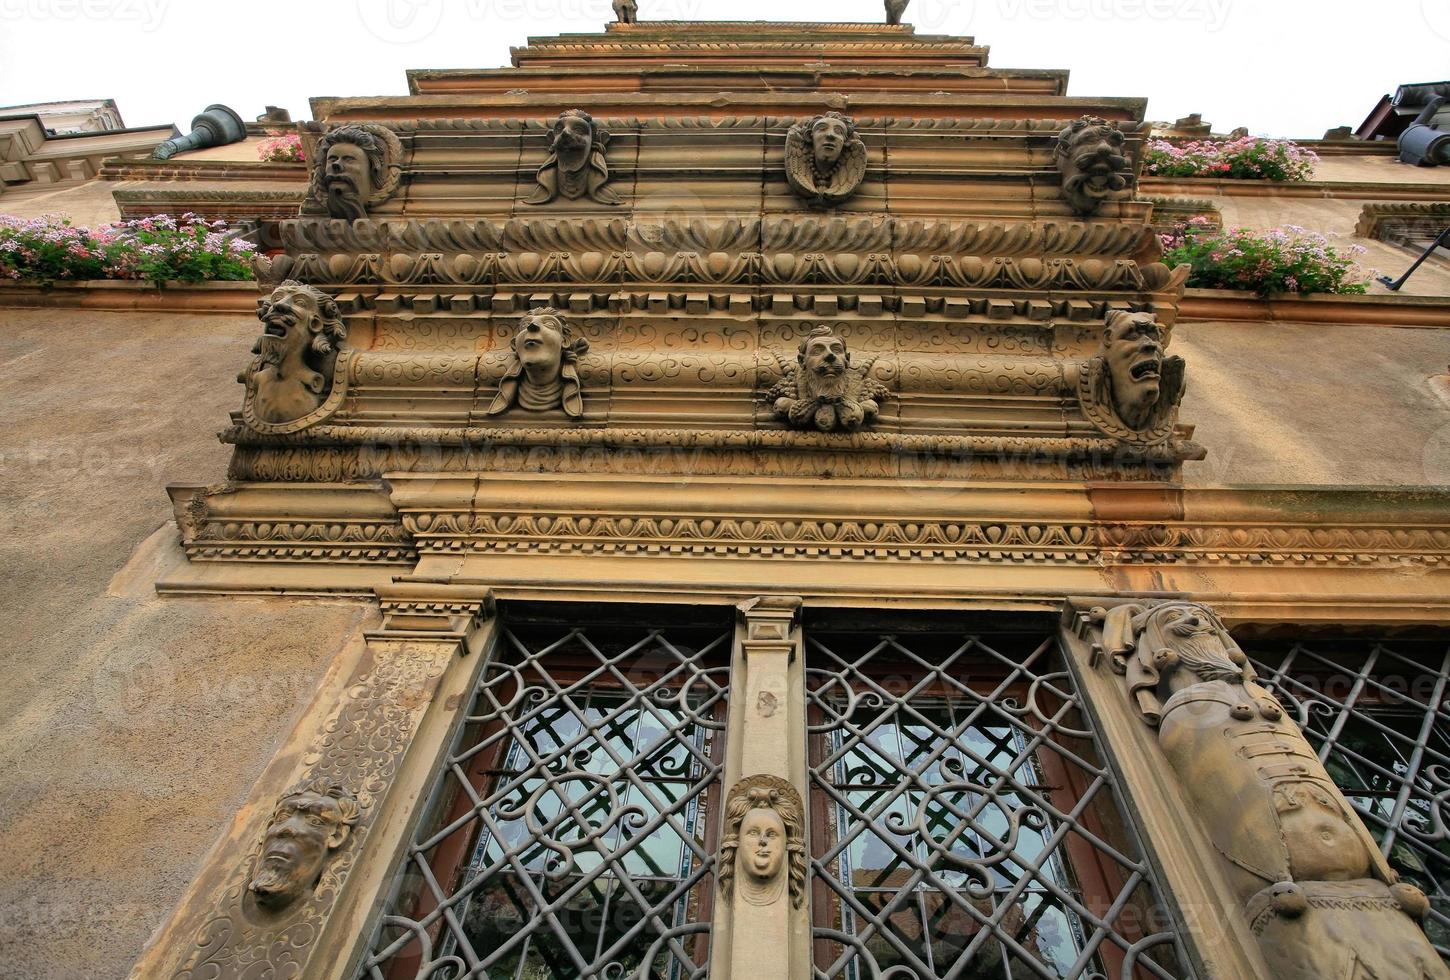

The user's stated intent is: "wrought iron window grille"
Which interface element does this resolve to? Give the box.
[804,629,1192,980]
[358,619,731,980]
[1248,637,1450,963]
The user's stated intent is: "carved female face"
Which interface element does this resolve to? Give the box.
[1103,314,1164,416]
[811,116,850,170]
[514,314,566,380]
[249,790,349,909]
[739,807,786,883]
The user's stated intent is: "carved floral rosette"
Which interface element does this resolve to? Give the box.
[302,123,404,217]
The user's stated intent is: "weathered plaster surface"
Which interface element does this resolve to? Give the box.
[0,308,368,980]
[1177,319,1450,487]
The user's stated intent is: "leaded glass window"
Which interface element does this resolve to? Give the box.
[1248,636,1450,962]
[805,626,1190,980]
[359,617,730,980]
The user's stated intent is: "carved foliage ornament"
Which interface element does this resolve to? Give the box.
[247,778,359,911]
[305,123,403,220]
[525,109,622,207]
[1054,115,1135,217]
[1078,310,1184,447]
[785,111,867,207]
[238,280,350,434]
[487,307,590,418]
[1089,600,1448,980]
[766,325,888,433]
[717,775,806,908]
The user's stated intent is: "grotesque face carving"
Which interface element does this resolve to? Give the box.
[242,280,347,426]
[740,807,787,883]
[767,325,888,432]
[1055,116,1133,216]
[487,307,589,418]
[1077,310,1185,446]
[718,777,806,908]
[248,780,359,911]
[525,110,621,206]
[314,125,391,220]
[785,112,867,207]
[811,114,850,173]
[1103,312,1165,426]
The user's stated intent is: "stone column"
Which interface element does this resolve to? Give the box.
[709,595,811,980]
[129,581,496,980]
[1065,598,1449,980]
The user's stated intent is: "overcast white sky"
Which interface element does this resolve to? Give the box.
[1,0,1447,138]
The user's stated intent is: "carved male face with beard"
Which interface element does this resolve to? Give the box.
[811,114,850,175]
[249,780,358,911]
[245,281,346,424]
[800,332,849,400]
[316,126,386,220]
[1153,602,1248,682]
[1103,312,1165,429]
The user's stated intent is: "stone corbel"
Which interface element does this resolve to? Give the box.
[130,580,497,980]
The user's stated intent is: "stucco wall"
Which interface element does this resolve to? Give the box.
[1177,319,1450,487]
[0,307,372,980]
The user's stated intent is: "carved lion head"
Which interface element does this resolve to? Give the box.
[1055,116,1132,216]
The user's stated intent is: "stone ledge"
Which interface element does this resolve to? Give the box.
[1177,288,1450,327]
[1140,176,1450,201]
[0,279,258,313]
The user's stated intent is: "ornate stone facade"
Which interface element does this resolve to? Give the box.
[122,17,1450,980]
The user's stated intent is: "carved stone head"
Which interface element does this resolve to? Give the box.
[1096,600,1251,725]
[525,110,621,206]
[767,325,889,432]
[718,775,805,908]
[240,280,347,427]
[1078,310,1185,446]
[487,307,590,418]
[309,124,401,220]
[248,779,359,911]
[1054,115,1134,216]
[785,111,867,207]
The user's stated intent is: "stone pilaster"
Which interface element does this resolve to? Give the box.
[710,595,811,980]
[130,581,496,980]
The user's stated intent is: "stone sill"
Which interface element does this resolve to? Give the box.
[1178,288,1450,327]
[0,279,257,313]
[1140,176,1450,201]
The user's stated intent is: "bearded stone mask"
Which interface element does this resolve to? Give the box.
[323,142,373,219]
[248,780,358,911]
[306,123,400,220]
[800,332,849,398]
[241,280,348,429]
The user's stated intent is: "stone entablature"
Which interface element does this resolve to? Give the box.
[293,114,1149,222]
